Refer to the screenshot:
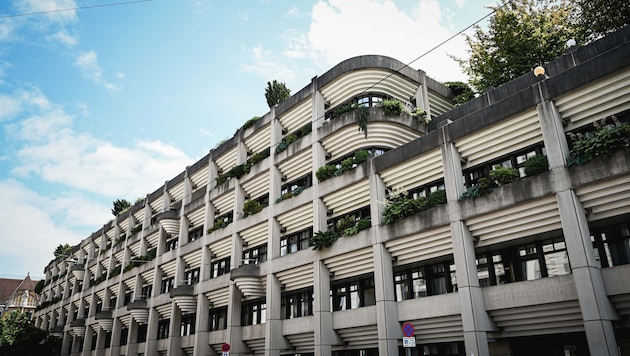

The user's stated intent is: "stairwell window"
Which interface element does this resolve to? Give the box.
[242,298,266,325]
[330,274,375,311]
[280,228,312,256]
[210,257,230,278]
[180,314,195,336]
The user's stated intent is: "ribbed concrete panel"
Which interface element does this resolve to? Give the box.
[118,314,131,327]
[183,249,202,269]
[335,325,378,348]
[212,190,234,215]
[215,146,238,174]
[276,264,313,291]
[186,206,205,228]
[161,259,176,277]
[244,123,271,154]
[610,294,630,322]
[129,241,140,257]
[119,219,129,233]
[168,181,185,203]
[455,109,542,168]
[407,315,463,343]
[95,289,105,300]
[150,195,165,214]
[240,222,268,249]
[155,303,172,319]
[556,68,630,131]
[428,90,454,117]
[285,333,314,353]
[206,287,229,308]
[379,148,443,191]
[385,225,452,265]
[145,231,159,248]
[468,197,562,247]
[278,148,312,182]
[189,165,208,188]
[88,263,98,276]
[241,172,269,200]
[140,269,154,285]
[278,98,311,133]
[488,300,583,337]
[322,179,370,218]
[114,249,125,263]
[234,276,266,300]
[209,238,232,260]
[576,175,630,221]
[109,284,119,297]
[123,277,135,290]
[320,69,418,108]
[133,209,145,225]
[105,227,116,240]
[276,203,313,235]
[321,122,420,160]
[325,247,373,280]
[243,338,265,355]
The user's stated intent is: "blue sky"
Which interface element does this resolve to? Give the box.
[0,0,495,279]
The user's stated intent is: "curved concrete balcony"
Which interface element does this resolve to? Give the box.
[127,299,149,324]
[156,210,179,236]
[70,318,86,337]
[170,285,197,314]
[70,263,85,281]
[95,310,113,331]
[50,325,64,338]
[230,263,265,298]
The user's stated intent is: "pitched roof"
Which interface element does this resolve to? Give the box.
[0,278,23,304]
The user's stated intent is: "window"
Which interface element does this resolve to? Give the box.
[356,93,384,108]
[327,207,370,232]
[243,244,267,264]
[183,268,200,285]
[280,228,312,256]
[212,212,234,230]
[161,277,175,294]
[189,227,204,242]
[137,324,147,343]
[408,179,446,200]
[157,319,169,339]
[180,314,196,336]
[331,274,376,311]
[242,298,266,325]
[90,329,97,350]
[141,284,152,300]
[462,144,546,188]
[591,221,630,267]
[394,260,457,301]
[475,236,570,286]
[165,238,178,252]
[209,307,228,331]
[280,174,312,197]
[104,331,112,348]
[95,300,103,313]
[281,288,313,319]
[109,296,117,309]
[123,291,133,306]
[210,257,231,278]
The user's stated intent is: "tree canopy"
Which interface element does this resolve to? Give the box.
[576,0,630,41]
[0,312,59,355]
[457,0,581,92]
[111,198,132,216]
[264,80,291,108]
[53,243,72,258]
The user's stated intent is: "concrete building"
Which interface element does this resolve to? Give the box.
[34,27,630,356]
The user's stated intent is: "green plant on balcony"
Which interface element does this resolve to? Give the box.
[114,234,126,247]
[460,177,496,200]
[378,99,405,116]
[330,102,359,119]
[524,155,549,176]
[243,200,264,218]
[382,189,447,225]
[207,217,232,234]
[276,186,304,203]
[316,165,337,182]
[316,150,371,182]
[342,218,371,236]
[301,123,312,136]
[92,274,106,286]
[310,230,341,250]
[248,147,270,166]
[567,115,630,166]
[241,116,260,131]
[109,265,122,279]
[130,225,142,236]
[489,166,519,185]
[357,106,370,138]
[410,107,430,125]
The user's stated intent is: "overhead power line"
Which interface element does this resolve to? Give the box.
[0,0,153,19]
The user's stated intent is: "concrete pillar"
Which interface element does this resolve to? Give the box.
[440,126,493,356]
[313,260,341,356]
[61,331,72,355]
[556,190,619,356]
[193,294,211,356]
[265,274,290,356]
[226,285,247,355]
[107,318,122,356]
[168,303,183,356]
[536,100,570,169]
[372,244,401,355]
[126,319,139,356]
[144,308,159,356]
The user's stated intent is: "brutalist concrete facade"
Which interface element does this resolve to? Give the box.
[35,27,630,356]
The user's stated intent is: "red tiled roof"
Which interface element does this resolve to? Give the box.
[0,278,23,303]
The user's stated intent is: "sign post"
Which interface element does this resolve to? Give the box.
[222,343,230,356]
[402,322,416,356]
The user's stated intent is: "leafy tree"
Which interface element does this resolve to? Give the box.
[444,81,475,105]
[264,80,291,108]
[0,312,58,356]
[53,243,72,258]
[576,0,630,41]
[456,0,582,92]
[111,198,132,216]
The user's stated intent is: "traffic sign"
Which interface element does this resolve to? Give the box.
[222,343,231,352]
[402,322,415,337]
[403,336,416,348]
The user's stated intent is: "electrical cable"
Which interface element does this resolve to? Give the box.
[0,0,153,19]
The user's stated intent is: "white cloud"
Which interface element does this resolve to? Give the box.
[0,95,22,121]
[284,6,305,18]
[74,51,121,93]
[243,0,469,85]
[15,0,78,23]
[7,87,194,199]
[0,179,88,279]
[48,29,77,46]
